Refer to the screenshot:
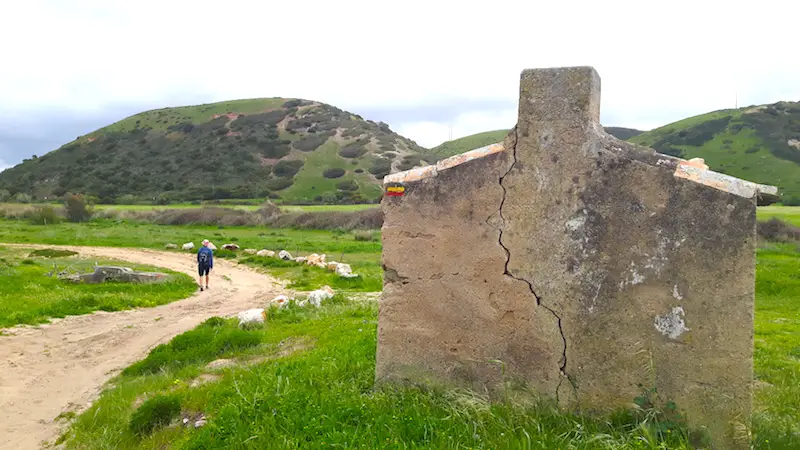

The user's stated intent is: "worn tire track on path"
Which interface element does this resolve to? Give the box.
[0,244,287,449]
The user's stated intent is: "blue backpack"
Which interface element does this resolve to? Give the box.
[199,248,211,266]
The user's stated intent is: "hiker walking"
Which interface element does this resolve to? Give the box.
[197,239,213,291]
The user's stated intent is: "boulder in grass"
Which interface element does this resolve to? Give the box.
[237,308,266,328]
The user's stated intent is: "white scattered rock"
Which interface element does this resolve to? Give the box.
[243,248,257,255]
[306,253,327,267]
[190,374,221,387]
[257,249,275,257]
[194,417,207,428]
[326,261,339,271]
[278,250,293,260]
[295,257,307,263]
[183,418,189,425]
[206,359,237,370]
[237,308,266,328]
[222,243,240,251]
[305,286,335,307]
[182,242,195,250]
[206,241,218,250]
[335,263,359,278]
[165,243,178,249]
[272,295,290,309]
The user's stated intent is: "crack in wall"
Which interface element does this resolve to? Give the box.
[494,126,577,403]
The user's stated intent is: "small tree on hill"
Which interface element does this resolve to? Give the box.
[64,193,93,222]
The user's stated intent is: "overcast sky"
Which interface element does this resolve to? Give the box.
[1,0,798,171]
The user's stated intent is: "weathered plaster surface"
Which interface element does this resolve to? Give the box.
[377,66,774,449]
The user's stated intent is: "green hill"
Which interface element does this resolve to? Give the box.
[603,127,643,140]
[630,101,800,204]
[0,99,434,204]
[430,127,643,157]
[429,130,510,157]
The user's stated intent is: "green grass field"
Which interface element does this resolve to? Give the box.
[1,203,379,213]
[0,219,383,294]
[1,208,797,448]
[756,206,800,226]
[0,246,196,328]
[55,239,800,448]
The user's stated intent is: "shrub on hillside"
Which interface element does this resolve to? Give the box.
[293,134,328,152]
[323,168,346,179]
[369,159,392,178]
[273,160,304,178]
[129,395,182,436]
[64,193,93,222]
[337,180,358,191]
[266,177,294,191]
[338,142,368,158]
[758,218,800,242]
[259,140,291,159]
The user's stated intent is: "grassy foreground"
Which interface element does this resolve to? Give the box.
[0,246,196,328]
[60,298,693,449]
[54,243,800,449]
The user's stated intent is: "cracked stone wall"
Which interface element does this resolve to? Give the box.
[376,66,776,450]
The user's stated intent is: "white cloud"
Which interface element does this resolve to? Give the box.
[397,110,517,148]
[1,0,799,155]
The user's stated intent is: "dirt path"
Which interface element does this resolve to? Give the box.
[0,244,288,449]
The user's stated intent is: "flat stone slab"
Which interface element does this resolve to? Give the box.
[60,266,169,284]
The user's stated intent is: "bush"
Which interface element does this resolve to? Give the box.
[28,206,62,225]
[266,177,294,191]
[29,249,78,258]
[758,218,800,242]
[273,160,304,178]
[293,134,328,152]
[259,140,291,159]
[14,193,32,203]
[153,207,257,226]
[338,142,368,158]
[129,394,182,436]
[267,208,382,230]
[354,168,364,173]
[337,180,358,191]
[256,200,281,219]
[323,168,346,179]
[64,193,92,222]
[369,159,393,178]
[353,230,377,241]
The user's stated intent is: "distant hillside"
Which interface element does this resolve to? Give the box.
[0,99,434,204]
[604,127,643,140]
[429,130,510,157]
[430,127,644,157]
[630,101,800,204]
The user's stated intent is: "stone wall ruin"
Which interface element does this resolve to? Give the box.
[376,66,779,449]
